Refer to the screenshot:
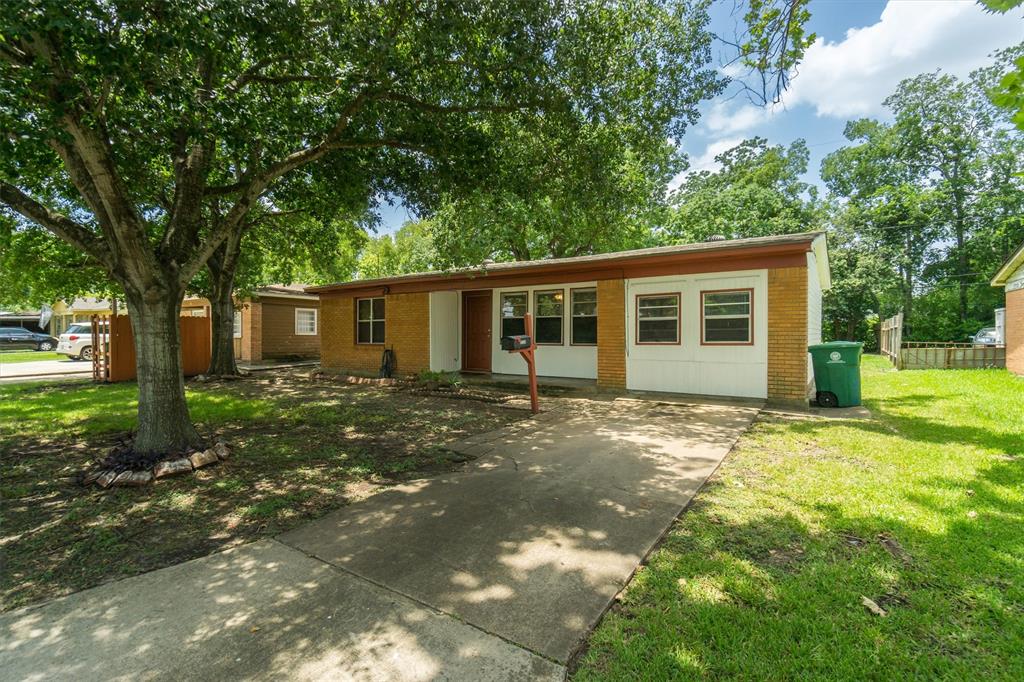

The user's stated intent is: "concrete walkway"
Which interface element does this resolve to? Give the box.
[1,398,757,681]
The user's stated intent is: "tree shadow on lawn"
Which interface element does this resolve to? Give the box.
[578,454,1024,680]
[576,393,1024,680]
[0,379,524,611]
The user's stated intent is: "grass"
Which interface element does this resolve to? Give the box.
[0,351,63,364]
[0,371,523,610]
[575,356,1024,680]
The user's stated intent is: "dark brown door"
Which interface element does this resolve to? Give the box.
[462,291,492,373]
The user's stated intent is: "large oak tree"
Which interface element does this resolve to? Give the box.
[1,0,733,454]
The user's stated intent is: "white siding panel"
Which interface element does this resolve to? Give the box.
[807,251,823,391]
[429,291,460,372]
[625,271,768,398]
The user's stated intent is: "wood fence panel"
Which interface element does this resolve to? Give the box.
[92,315,211,382]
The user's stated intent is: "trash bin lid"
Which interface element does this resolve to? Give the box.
[808,341,863,351]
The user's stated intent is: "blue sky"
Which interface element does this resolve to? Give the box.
[376,0,1023,233]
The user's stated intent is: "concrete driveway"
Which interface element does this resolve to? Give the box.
[1,397,758,681]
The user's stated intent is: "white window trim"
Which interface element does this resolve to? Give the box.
[233,310,243,338]
[355,297,385,344]
[533,289,565,345]
[295,307,318,336]
[636,293,680,345]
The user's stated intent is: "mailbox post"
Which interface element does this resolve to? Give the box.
[500,313,539,414]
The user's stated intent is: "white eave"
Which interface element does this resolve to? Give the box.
[992,241,1024,287]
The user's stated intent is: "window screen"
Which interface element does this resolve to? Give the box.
[356,298,384,343]
[534,290,564,344]
[702,290,752,344]
[571,288,597,345]
[233,311,242,338]
[637,294,679,344]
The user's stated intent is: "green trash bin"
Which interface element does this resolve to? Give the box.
[808,341,863,408]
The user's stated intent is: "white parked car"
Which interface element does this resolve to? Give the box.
[56,323,106,361]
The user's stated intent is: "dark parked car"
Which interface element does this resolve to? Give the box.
[0,327,59,351]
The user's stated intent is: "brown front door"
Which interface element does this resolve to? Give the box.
[462,291,492,373]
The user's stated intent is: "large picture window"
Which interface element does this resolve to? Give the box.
[500,292,527,338]
[356,298,384,344]
[702,289,752,344]
[571,288,597,345]
[637,294,680,344]
[534,290,564,344]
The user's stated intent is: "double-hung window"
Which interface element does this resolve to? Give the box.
[637,294,680,344]
[295,307,318,336]
[534,290,564,344]
[233,310,243,338]
[570,288,597,345]
[702,289,752,344]
[500,292,528,338]
[356,298,384,343]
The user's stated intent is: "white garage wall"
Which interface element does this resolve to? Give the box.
[807,250,823,391]
[429,291,460,372]
[625,270,769,398]
[490,282,598,379]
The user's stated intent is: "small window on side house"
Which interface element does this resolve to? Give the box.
[295,307,318,336]
[233,310,243,338]
[571,288,597,345]
[356,298,384,343]
[637,294,680,344]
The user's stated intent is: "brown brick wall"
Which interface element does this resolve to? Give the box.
[597,279,626,389]
[260,300,320,359]
[320,292,431,377]
[1007,288,1023,376]
[767,267,809,404]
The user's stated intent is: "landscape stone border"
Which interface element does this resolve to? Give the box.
[81,440,231,489]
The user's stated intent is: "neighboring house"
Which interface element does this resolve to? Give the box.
[991,241,1024,376]
[0,309,49,333]
[48,285,319,363]
[197,284,320,363]
[49,297,115,335]
[309,232,830,406]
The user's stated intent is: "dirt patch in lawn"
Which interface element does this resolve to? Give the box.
[0,370,526,611]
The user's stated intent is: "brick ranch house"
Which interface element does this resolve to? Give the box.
[992,240,1024,376]
[182,284,320,362]
[308,232,831,406]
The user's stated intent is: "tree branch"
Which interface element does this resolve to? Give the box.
[0,182,114,270]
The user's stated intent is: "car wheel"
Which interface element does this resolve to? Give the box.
[38,341,55,351]
[80,346,93,361]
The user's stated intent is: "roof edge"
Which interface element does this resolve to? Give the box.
[991,241,1024,286]
[307,232,824,295]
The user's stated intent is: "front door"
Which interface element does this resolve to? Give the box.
[462,291,492,373]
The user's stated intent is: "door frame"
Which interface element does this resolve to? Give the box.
[461,290,492,373]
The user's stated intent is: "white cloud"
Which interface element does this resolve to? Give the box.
[670,137,745,190]
[704,100,772,135]
[784,0,1024,118]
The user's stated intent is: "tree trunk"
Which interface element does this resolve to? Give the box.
[206,232,243,376]
[125,290,203,455]
[208,269,240,376]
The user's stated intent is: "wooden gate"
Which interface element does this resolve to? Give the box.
[92,314,211,382]
[880,312,904,369]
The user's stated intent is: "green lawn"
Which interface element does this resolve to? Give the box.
[0,351,63,363]
[575,356,1024,680]
[0,373,523,610]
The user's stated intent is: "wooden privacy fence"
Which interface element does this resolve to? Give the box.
[92,314,211,382]
[880,312,1005,370]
